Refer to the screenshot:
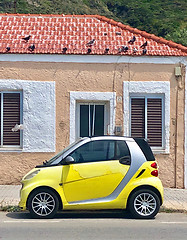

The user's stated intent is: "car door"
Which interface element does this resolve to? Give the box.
[62,140,131,203]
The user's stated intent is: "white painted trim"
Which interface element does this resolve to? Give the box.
[0,54,186,65]
[185,66,187,189]
[70,91,116,144]
[0,79,56,152]
[123,81,170,154]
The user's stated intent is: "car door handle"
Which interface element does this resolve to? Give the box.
[119,156,131,165]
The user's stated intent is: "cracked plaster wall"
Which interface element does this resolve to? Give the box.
[0,61,185,188]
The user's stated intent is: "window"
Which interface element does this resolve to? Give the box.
[116,141,130,159]
[130,97,163,147]
[134,138,155,161]
[70,92,116,144]
[124,81,170,153]
[76,102,109,139]
[79,104,105,137]
[69,140,130,163]
[0,92,22,147]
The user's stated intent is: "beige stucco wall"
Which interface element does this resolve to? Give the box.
[0,61,185,188]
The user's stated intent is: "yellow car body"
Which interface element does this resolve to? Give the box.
[19,136,164,219]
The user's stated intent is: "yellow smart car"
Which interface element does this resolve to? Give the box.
[19,136,163,219]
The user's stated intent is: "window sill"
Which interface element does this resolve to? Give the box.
[0,147,23,152]
[152,148,169,155]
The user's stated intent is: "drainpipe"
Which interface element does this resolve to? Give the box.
[174,76,179,188]
[175,64,185,188]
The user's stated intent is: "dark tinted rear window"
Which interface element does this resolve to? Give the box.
[134,138,155,161]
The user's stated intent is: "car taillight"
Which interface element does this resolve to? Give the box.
[151,162,157,169]
[151,170,158,177]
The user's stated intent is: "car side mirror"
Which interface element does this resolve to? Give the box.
[119,156,131,165]
[63,156,75,165]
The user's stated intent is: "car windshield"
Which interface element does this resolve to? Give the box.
[45,138,85,166]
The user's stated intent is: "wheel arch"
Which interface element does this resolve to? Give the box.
[127,185,163,208]
[26,186,63,211]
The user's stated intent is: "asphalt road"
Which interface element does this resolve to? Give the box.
[0,211,187,240]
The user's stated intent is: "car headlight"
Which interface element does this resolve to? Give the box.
[24,170,40,180]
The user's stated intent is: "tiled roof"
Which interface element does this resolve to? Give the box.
[0,13,186,56]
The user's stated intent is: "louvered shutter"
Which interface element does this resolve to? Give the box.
[3,93,20,145]
[131,98,145,138]
[147,98,162,147]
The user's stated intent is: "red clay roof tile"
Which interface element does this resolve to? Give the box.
[0,13,186,56]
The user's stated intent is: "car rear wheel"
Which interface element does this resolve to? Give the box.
[28,188,59,219]
[128,189,160,219]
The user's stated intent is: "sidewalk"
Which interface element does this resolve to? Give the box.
[0,185,21,207]
[162,188,187,211]
[0,185,187,212]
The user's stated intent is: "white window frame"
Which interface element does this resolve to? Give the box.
[130,94,164,149]
[123,81,170,154]
[70,92,116,144]
[0,91,23,149]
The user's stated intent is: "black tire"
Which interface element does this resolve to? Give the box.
[28,188,59,219]
[128,189,160,219]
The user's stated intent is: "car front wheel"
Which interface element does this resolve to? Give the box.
[128,189,160,219]
[28,188,59,219]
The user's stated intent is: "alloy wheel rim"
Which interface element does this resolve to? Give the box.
[32,192,55,216]
[134,193,157,216]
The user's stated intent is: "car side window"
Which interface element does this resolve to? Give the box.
[69,140,115,163]
[116,141,130,159]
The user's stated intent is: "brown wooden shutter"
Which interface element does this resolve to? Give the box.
[147,98,162,147]
[131,98,145,138]
[3,93,20,145]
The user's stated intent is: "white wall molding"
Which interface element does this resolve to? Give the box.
[70,91,116,144]
[0,79,56,152]
[123,81,170,154]
[0,54,186,65]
